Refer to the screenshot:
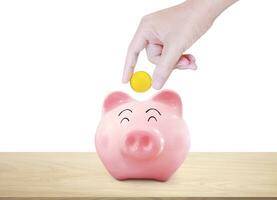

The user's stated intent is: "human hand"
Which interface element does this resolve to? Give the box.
[123,0,237,89]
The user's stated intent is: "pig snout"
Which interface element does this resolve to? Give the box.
[120,131,164,160]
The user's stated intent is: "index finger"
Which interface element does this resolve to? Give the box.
[122,31,147,83]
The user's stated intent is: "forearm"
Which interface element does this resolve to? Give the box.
[182,0,238,21]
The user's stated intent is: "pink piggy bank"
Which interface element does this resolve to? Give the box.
[95,90,190,181]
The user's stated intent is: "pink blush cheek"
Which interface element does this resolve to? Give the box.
[158,118,188,148]
[99,134,110,149]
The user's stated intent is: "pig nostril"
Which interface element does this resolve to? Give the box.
[141,135,150,147]
[126,135,139,152]
[140,135,153,152]
[126,135,135,146]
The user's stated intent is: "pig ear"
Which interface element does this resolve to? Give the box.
[152,90,182,116]
[103,91,133,113]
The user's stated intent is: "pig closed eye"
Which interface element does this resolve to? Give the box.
[147,116,157,122]
[120,117,130,124]
[146,108,160,122]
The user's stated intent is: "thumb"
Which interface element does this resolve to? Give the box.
[152,45,183,89]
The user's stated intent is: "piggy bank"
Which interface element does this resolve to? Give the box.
[95,90,190,181]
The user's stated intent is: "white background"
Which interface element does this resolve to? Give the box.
[0,0,276,151]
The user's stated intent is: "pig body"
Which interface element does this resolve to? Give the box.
[95,90,190,181]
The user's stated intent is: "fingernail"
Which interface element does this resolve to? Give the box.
[152,77,164,90]
[122,70,130,83]
[122,77,129,84]
[122,76,127,83]
[178,58,190,65]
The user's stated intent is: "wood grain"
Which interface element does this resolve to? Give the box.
[0,153,276,200]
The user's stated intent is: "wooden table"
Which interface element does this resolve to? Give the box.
[0,153,276,199]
